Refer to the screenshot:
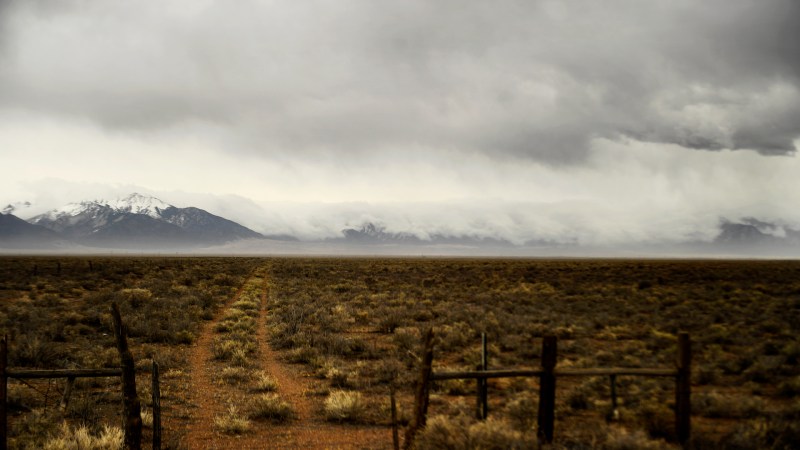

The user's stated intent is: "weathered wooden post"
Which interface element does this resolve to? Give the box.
[608,374,619,422]
[537,335,557,445]
[476,333,488,420]
[403,328,434,450]
[60,377,75,411]
[390,388,400,450]
[152,360,161,450]
[1,336,7,450]
[675,332,691,448]
[111,303,142,450]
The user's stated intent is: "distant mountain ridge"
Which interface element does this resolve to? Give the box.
[4,193,800,256]
[0,213,64,248]
[713,218,800,250]
[334,222,514,247]
[25,193,262,248]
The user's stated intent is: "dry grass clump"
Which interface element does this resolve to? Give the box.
[214,406,251,435]
[414,415,469,449]
[414,415,531,450]
[140,409,153,428]
[324,390,364,422]
[42,423,123,450]
[692,391,764,419]
[504,396,537,432]
[247,393,294,422]
[219,366,252,385]
[252,371,280,392]
[602,427,672,450]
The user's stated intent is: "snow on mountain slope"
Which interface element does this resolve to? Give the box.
[110,193,172,219]
[34,193,172,222]
[27,193,262,247]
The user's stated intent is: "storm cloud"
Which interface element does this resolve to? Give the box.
[1,0,798,164]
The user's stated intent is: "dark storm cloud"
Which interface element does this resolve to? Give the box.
[0,0,798,163]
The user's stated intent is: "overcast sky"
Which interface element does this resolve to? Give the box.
[1,0,799,244]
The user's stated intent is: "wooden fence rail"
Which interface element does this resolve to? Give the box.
[412,331,692,448]
[6,369,123,379]
[0,304,161,450]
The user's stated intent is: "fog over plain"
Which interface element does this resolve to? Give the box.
[1,0,799,248]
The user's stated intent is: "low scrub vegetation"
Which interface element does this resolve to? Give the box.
[266,257,800,447]
[0,257,260,447]
[1,256,799,447]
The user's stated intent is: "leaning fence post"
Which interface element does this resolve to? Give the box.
[60,377,75,411]
[111,303,142,450]
[675,332,691,447]
[152,360,161,450]
[1,336,7,450]
[537,335,557,445]
[403,328,434,450]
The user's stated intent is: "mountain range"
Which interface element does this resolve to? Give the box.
[2,193,263,249]
[2,193,800,255]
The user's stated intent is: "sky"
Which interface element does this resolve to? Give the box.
[1,0,799,245]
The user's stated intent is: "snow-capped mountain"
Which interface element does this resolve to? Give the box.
[27,193,262,248]
[109,193,171,219]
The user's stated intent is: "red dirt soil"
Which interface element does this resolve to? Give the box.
[184,270,392,449]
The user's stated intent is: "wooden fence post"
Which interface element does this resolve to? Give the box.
[1,336,7,450]
[537,335,557,445]
[60,377,75,411]
[476,333,488,420]
[390,388,400,450]
[675,332,691,448]
[608,374,619,422]
[403,328,434,450]
[152,360,161,450]
[111,303,142,450]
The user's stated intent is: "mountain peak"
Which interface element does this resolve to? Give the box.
[111,193,172,219]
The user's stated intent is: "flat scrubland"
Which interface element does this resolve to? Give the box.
[0,256,798,449]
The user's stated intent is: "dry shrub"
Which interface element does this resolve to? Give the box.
[220,366,251,385]
[414,414,470,450]
[141,409,153,428]
[603,427,672,450]
[324,390,363,422]
[253,371,280,392]
[248,394,294,422]
[214,406,251,434]
[414,415,529,450]
[468,418,529,449]
[692,391,764,419]
[42,423,123,450]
